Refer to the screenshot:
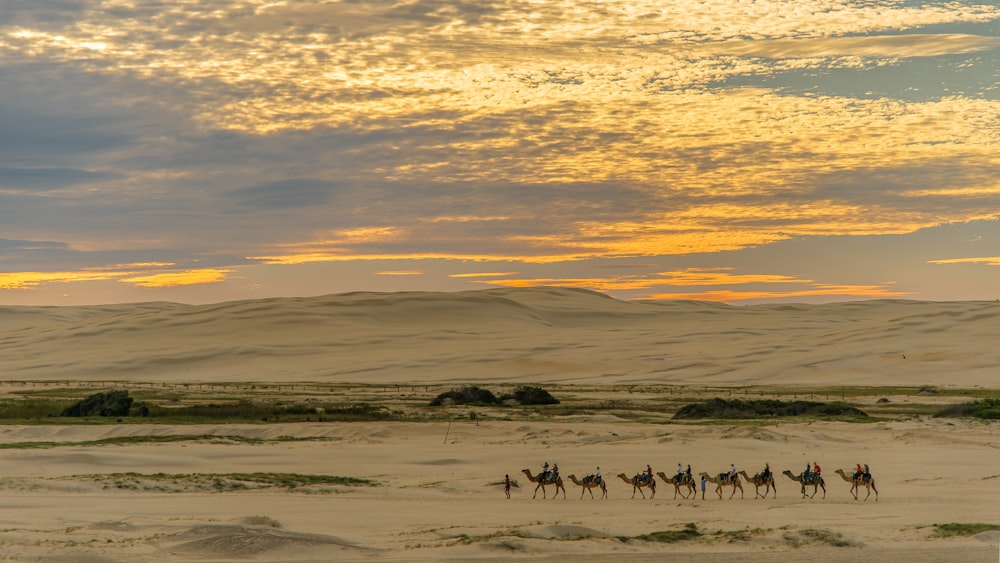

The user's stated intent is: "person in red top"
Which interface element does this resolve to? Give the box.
[813,462,821,477]
[643,464,653,483]
[854,464,864,481]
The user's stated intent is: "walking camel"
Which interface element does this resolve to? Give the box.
[520,469,566,499]
[617,473,656,499]
[739,470,776,499]
[656,471,696,499]
[567,474,607,499]
[699,471,744,499]
[834,469,878,501]
[782,470,826,499]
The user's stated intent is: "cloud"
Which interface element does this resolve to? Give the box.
[928,256,1000,266]
[119,268,233,288]
[703,34,1000,59]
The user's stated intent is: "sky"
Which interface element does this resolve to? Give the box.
[2,0,1000,306]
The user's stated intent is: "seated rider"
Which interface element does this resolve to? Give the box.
[803,462,811,482]
[729,463,737,482]
[552,463,559,479]
[542,461,550,480]
[854,463,864,481]
[595,466,602,484]
[642,464,652,483]
[761,463,771,481]
[862,464,870,482]
[676,462,684,481]
[813,462,821,477]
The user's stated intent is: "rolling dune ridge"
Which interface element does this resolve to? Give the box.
[2,287,999,386]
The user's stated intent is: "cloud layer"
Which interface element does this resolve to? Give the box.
[1,1,999,304]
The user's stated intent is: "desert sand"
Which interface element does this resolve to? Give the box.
[0,288,997,561]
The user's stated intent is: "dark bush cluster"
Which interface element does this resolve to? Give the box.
[672,398,868,419]
[61,390,136,417]
[430,385,559,406]
[934,398,1000,419]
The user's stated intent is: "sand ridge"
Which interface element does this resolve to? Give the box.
[2,288,1000,387]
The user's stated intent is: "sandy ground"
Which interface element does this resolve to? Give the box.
[0,418,997,561]
[0,288,997,561]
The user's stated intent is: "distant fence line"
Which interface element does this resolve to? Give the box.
[0,380,860,402]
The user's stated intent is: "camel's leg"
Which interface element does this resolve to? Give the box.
[870,481,878,501]
[534,483,545,499]
[560,484,566,499]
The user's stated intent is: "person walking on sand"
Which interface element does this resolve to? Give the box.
[700,473,707,499]
[504,474,511,499]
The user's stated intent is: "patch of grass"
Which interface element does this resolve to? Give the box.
[712,527,771,543]
[0,434,340,450]
[673,398,868,420]
[931,523,1000,537]
[0,393,395,424]
[76,472,377,491]
[621,523,701,543]
[783,528,853,548]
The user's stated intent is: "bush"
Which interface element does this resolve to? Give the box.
[62,390,134,417]
[934,398,1000,420]
[502,386,559,405]
[429,386,499,406]
[672,398,868,419]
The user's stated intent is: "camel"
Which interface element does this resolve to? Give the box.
[656,471,696,499]
[782,470,826,499]
[834,469,878,501]
[739,470,776,499]
[520,469,566,499]
[567,474,607,499]
[699,471,744,499]
[617,473,656,499]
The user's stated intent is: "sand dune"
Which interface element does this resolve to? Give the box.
[2,287,999,387]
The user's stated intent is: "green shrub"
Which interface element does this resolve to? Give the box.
[502,385,559,405]
[672,398,868,419]
[934,398,1000,419]
[429,386,499,406]
[62,390,134,417]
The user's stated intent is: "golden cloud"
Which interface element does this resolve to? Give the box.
[118,269,232,288]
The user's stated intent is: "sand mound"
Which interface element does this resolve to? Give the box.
[162,524,368,558]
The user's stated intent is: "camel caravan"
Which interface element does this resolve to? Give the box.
[516,462,877,502]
